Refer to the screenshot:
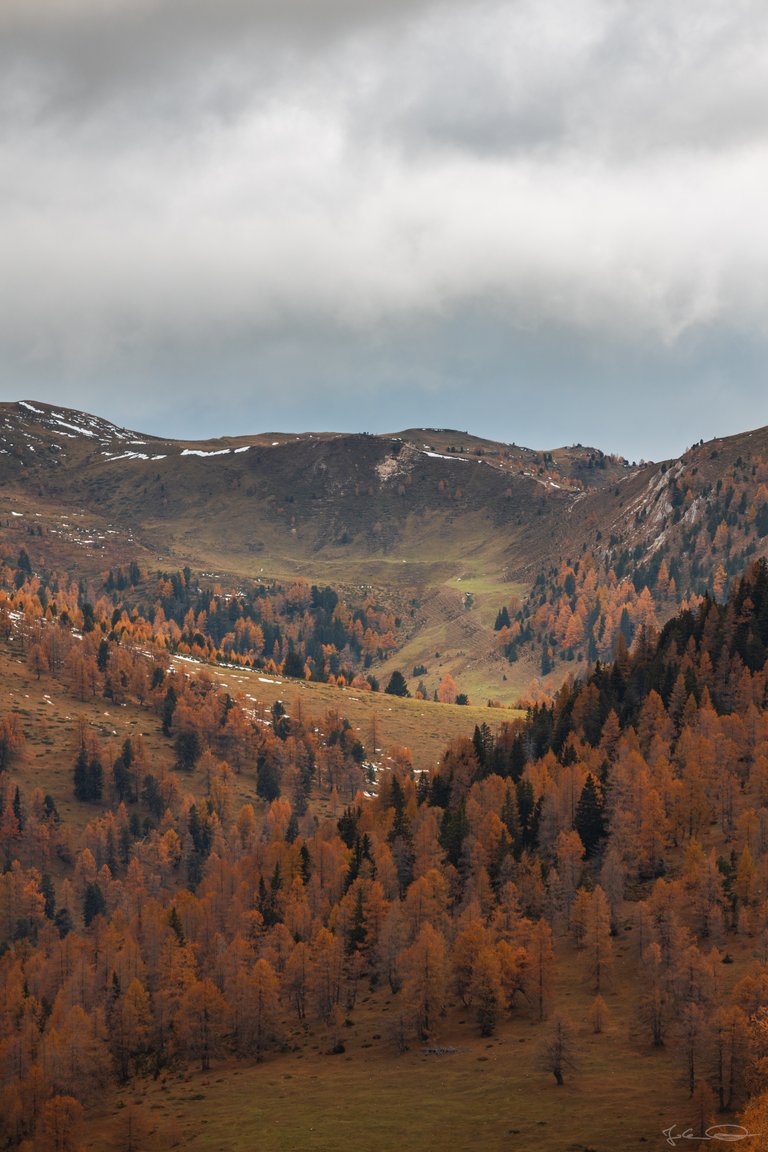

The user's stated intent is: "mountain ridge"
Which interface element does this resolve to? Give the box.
[3,399,768,704]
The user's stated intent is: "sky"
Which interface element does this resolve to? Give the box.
[2,0,768,462]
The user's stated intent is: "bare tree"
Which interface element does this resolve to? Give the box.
[539,1015,578,1086]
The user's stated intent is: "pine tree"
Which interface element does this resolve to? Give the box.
[385,670,410,697]
[83,882,106,927]
[73,749,90,802]
[574,774,605,856]
[494,606,511,631]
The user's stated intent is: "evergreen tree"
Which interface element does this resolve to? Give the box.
[113,751,134,804]
[283,649,305,678]
[83,882,106,926]
[73,748,90,802]
[12,785,23,830]
[494,606,511,631]
[574,774,606,856]
[168,905,185,944]
[97,638,110,673]
[175,729,201,772]
[162,684,177,736]
[141,774,164,819]
[73,750,102,802]
[384,670,410,697]
[257,758,281,801]
[41,874,56,920]
[440,799,469,868]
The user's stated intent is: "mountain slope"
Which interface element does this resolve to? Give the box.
[3,400,768,703]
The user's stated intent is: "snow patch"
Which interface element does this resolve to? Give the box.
[181,448,230,458]
[52,418,95,437]
[422,450,467,461]
[19,401,44,414]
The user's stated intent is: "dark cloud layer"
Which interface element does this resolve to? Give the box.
[2,0,768,459]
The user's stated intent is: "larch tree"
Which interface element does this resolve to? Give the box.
[233,959,281,1061]
[637,941,670,1048]
[437,674,458,705]
[452,917,491,1006]
[523,919,555,1021]
[37,1095,84,1152]
[376,901,406,993]
[108,977,151,1082]
[308,927,344,1021]
[584,886,613,993]
[116,1101,150,1152]
[284,941,312,1023]
[599,844,626,933]
[554,829,585,918]
[44,1003,110,1101]
[539,1016,577,1086]
[469,945,505,1037]
[680,1000,707,1097]
[173,977,231,1071]
[709,1004,749,1112]
[400,922,449,1041]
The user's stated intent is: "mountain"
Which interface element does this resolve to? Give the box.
[6,407,768,1149]
[2,399,768,703]
[4,512,768,1150]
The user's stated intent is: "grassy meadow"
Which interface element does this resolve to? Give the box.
[83,941,701,1152]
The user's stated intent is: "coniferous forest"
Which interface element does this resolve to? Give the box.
[5,544,768,1147]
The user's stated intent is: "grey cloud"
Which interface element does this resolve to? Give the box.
[0,0,449,127]
[349,0,768,161]
[7,0,768,157]
[2,0,768,459]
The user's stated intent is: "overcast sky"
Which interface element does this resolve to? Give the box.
[2,0,768,461]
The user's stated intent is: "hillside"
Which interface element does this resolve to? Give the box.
[5,550,768,1148]
[3,400,768,705]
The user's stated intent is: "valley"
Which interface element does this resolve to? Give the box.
[3,401,768,711]
[3,403,768,1151]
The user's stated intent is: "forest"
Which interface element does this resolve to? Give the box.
[3,555,768,1146]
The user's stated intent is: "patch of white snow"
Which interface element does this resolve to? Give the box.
[181,448,230,458]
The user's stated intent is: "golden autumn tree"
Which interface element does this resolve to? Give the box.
[37,1096,84,1152]
[174,977,231,1071]
[108,977,151,1082]
[400,922,449,1040]
[233,959,282,1061]
[45,1003,110,1101]
[437,674,458,705]
[469,945,505,1036]
[523,919,555,1021]
[583,886,613,993]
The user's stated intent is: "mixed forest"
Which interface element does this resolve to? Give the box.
[5,543,768,1147]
